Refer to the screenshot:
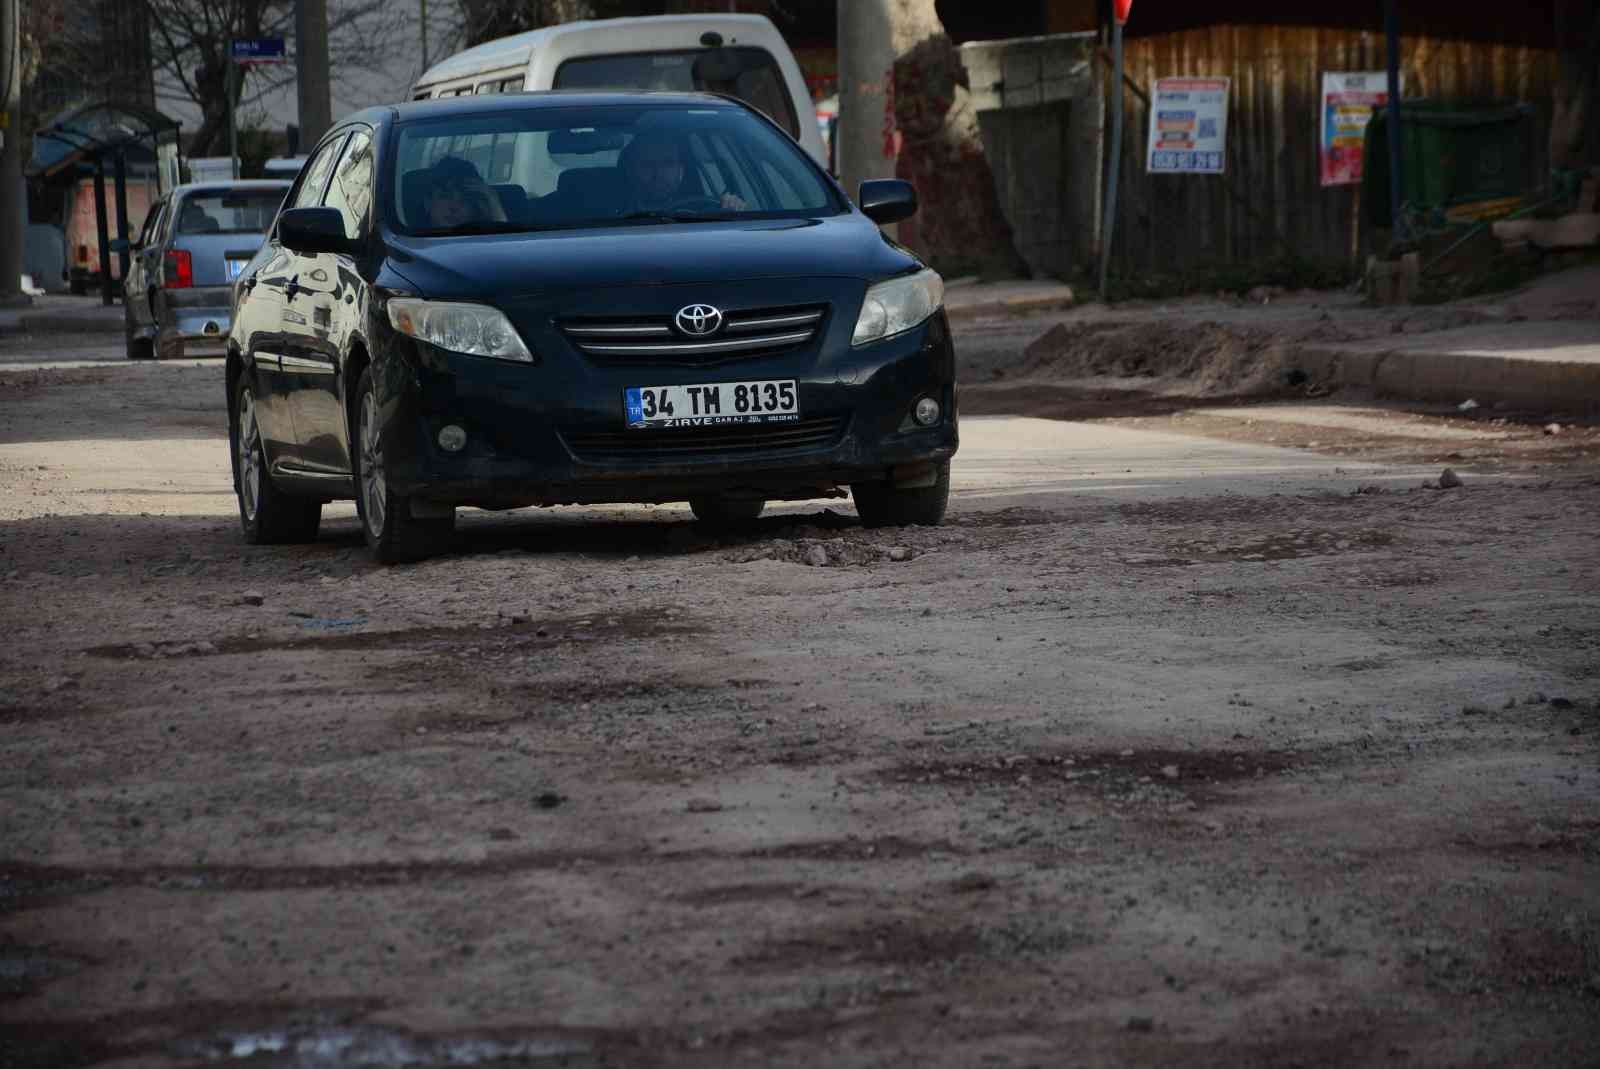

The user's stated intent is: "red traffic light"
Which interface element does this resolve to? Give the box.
[1113,0,1132,23]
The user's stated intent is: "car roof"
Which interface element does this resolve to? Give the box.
[371,90,745,126]
[171,180,293,198]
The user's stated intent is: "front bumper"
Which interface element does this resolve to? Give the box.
[377,300,958,508]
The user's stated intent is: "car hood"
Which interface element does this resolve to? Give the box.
[381,214,920,300]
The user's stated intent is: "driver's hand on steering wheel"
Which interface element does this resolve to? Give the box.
[720,191,748,211]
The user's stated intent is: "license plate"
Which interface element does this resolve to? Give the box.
[625,380,799,429]
[225,258,248,280]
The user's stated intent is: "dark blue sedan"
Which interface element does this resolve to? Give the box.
[227,92,957,563]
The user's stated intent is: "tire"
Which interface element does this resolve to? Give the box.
[353,367,454,564]
[231,377,322,544]
[852,461,951,528]
[689,495,764,527]
[124,302,153,361]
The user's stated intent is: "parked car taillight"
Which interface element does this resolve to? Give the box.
[163,249,193,289]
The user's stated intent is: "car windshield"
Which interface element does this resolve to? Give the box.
[390,103,842,236]
[176,190,285,234]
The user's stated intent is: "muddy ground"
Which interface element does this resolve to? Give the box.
[1,299,1598,1067]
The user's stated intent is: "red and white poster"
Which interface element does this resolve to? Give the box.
[1320,71,1400,187]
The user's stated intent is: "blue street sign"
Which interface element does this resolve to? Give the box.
[231,38,286,64]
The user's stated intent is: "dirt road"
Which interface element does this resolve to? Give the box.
[2,340,1597,1067]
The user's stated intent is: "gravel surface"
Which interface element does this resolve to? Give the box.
[1,338,1597,1067]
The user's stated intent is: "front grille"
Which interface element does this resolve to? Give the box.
[563,416,845,462]
[560,304,826,367]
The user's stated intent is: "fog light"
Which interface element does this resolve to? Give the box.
[913,397,941,427]
[437,424,467,452]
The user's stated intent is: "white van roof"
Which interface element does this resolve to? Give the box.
[414,13,784,89]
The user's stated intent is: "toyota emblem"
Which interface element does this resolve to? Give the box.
[675,304,723,337]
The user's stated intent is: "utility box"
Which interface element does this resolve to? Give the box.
[1363,101,1537,227]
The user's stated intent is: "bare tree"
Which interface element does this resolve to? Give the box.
[26,0,401,156]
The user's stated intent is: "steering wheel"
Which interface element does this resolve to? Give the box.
[668,195,724,213]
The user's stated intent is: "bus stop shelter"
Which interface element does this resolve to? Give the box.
[28,101,182,305]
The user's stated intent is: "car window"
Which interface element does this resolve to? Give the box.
[175,190,287,234]
[290,135,347,211]
[500,76,524,93]
[553,49,800,138]
[390,103,839,234]
[137,200,167,247]
[322,129,374,240]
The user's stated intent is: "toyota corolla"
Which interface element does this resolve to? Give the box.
[227,92,956,563]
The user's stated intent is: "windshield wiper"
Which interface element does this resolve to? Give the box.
[415,221,550,237]
[619,210,742,224]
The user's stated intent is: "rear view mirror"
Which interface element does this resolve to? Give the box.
[278,207,351,255]
[548,128,627,155]
[858,179,918,225]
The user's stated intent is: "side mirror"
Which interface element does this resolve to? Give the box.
[858,179,917,225]
[278,207,352,255]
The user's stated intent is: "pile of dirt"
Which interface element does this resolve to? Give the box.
[1010,320,1325,397]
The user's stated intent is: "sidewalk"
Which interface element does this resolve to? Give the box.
[1296,320,1600,414]
[943,278,1077,321]
[0,293,125,336]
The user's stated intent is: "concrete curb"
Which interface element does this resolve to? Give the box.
[1295,344,1600,416]
[944,292,1077,322]
[8,313,126,335]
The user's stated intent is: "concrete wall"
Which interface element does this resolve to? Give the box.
[959,33,1102,279]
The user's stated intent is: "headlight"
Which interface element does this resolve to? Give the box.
[851,268,944,347]
[387,298,534,363]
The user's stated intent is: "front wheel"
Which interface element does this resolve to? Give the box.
[852,462,950,528]
[353,367,454,564]
[231,378,321,543]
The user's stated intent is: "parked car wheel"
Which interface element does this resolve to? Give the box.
[353,368,454,564]
[852,462,950,528]
[231,379,322,543]
[689,495,764,527]
[123,303,153,360]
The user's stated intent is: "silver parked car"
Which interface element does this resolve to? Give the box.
[123,181,291,360]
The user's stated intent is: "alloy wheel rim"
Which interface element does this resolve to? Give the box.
[238,390,260,522]
[360,391,386,534]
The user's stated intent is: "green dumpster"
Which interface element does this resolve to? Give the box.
[1363,101,1537,228]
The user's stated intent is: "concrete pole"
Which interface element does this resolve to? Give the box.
[836,0,897,210]
[0,0,26,303]
[296,0,333,146]
[229,55,240,179]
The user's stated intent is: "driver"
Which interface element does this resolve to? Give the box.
[422,156,506,229]
[618,130,746,213]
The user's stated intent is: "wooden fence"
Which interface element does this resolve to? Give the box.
[1107,25,1559,276]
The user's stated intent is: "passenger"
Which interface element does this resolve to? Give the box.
[422,156,505,229]
[617,130,746,213]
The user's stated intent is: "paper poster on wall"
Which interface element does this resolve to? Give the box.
[1146,77,1230,174]
[1320,71,1400,186]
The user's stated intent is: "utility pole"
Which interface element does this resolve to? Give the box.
[836,0,896,210]
[296,0,333,147]
[228,48,240,179]
[0,0,26,304]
